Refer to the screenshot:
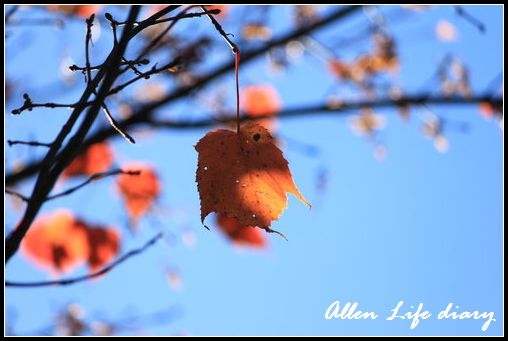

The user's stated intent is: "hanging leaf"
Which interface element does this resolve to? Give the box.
[21,210,89,274]
[63,142,113,178]
[195,122,309,231]
[117,162,160,223]
[216,213,266,248]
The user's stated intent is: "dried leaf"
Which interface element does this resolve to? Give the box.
[195,122,309,229]
[216,213,266,248]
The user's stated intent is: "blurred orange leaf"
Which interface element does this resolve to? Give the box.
[21,210,89,274]
[241,85,281,117]
[195,122,309,230]
[241,85,281,131]
[436,20,457,42]
[117,163,161,222]
[478,101,495,119]
[47,5,102,18]
[63,142,113,178]
[21,210,122,274]
[80,223,120,272]
[328,59,350,79]
[216,213,266,248]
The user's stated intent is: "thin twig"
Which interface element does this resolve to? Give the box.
[5,189,29,202]
[11,94,76,115]
[454,6,486,33]
[47,169,140,201]
[69,58,150,72]
[5,5,19,23]
[5,170,140,203]
[6,233,163,288]
[146,94,504,129]
[135,6,194,62]
[199,5,241,133]
[99,102,135,144]
[115,8,218,26]
[85,14,95,83]
[146,8,221,25]
[200,6,238,53]
[108,57,182,96]
[7,140,52,148]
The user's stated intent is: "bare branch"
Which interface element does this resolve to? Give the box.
[107,57,182,96]
[99,102,135,144]
[200,5,238,53]
[454,5,486,33]
[46,169,140,202]
[11,94,76,115]
[5,6,142,264]
[5,233,163,288]
[69,58,150,72]
[5,189,29,202]
[7,140,52,148]
[147,94,503,129]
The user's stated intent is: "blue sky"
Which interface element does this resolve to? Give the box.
[5,5,503,336]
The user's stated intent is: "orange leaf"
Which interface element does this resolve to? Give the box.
[195,122,309,229]
[216,213,266,248]
[117,162,160,222]
[478,101,494,119]
[327,59,350,79]
[241,85,281,117]
[21,210,89,274]
[86,226,120,272]
[63,142,113,178]
[241,85,281,132]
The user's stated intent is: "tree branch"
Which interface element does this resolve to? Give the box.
[5,233,163,288]
[5,6,141,264]
[5,6,362,187]
[48,169,140,202]
[147,94,503,129]
[7,140,52,148]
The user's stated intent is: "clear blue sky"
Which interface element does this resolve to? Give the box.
[5,5,503,336]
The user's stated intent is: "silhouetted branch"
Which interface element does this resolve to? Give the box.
[5,5,19,23]
[11,94,75,115]
[7,140,52,148]
[200,5,238,53]
[454,5,485,33]
[107,57,183,96]
[48,169,141,201]
[69,59,150,72]
[5,170,140,204]
[147,94,503,129]
[100,102,136,144]
[6,233,163,288]
[140,8,221,26]
[5,6,142,264]
[5,189,29,202]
